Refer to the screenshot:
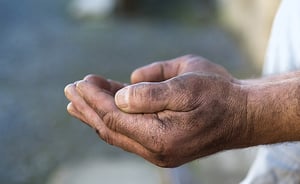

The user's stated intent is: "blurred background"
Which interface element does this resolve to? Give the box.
[0,0,280,183]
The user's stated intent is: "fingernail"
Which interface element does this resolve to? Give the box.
[115,87,129,109]
[64,84,72,94]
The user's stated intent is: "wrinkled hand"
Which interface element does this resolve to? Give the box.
[64,55,249,167]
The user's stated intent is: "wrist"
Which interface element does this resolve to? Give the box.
[223,83,251,149]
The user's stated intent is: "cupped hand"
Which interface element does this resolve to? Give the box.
[65,57,250,167]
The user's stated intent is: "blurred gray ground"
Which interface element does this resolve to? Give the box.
[0,0,259,184]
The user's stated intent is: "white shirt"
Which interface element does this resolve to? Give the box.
[263,0,300,75]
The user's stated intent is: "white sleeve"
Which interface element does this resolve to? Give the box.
[263,0,300,75]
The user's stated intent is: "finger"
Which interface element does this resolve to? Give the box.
[96,129,154,164]
[65,83,102,129]
[75,80,118,117]
[131,57,185,83]
[67,102,79,118]
[84,74,125,95]
[75,80,165,149]
[67,102,102,129]
[115,82,170,113]
[67,102,93,127]
[64,83,79,102]
[115,74,192,113]
[68,102,155,163]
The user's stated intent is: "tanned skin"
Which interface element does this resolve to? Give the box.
[64,55,300,168]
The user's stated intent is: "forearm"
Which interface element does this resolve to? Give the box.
[243,77,300,146]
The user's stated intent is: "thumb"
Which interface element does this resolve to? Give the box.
[115,81,173,113]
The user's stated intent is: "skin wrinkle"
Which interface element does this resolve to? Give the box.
[103,111,118,132]
[156,112,198,163]
[123,114,147,144]
[94,121,153,161]
[127,113,166,154]
[165,78,185,110]
[155,114,170,132]
[149,84,168,102]
[145,119,167,154]
[169,74,203,111]
[97,112,156,162]
[129,83,140,110]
